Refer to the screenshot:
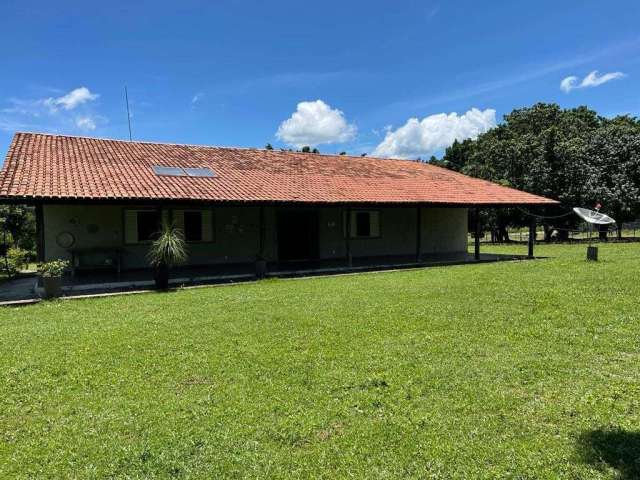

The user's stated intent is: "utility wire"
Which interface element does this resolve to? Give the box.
[515,206,575,220]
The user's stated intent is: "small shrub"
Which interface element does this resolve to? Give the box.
[147,224,187,289]
[37,259,70,278]
[147,224,187,268]
[5,247,30,277]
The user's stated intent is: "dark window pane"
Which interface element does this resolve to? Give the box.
[137,211,159,242]
[184,211,203,242]
[184,167,215,177]
[356,212,371,237]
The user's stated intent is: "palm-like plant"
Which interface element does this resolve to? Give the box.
[147,223,187,289]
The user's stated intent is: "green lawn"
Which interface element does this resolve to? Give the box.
[1,244,639,479]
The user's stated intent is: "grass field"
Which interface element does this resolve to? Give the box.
[1,243,639,479]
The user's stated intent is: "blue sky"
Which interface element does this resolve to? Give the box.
[1,0,639,161]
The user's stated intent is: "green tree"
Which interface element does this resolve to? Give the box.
[440,103,640,242]
[0,205,36,252]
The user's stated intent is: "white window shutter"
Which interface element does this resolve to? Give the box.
[173,210,185,235]
[370,211,380,237]
[124,210,138,244]
[202,209,213,242]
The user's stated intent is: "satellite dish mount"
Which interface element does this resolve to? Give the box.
[573,206,616,261]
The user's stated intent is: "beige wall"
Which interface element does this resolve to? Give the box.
[421,207,468,254]
[42,204,468,268]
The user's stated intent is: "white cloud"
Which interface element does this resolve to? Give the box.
[44,87,99,111]
[276,99,357,147]
[191,92,204,104]
[581,70,625,87]
[372,108,496,159]
[560,70,625,93]
[0,86,104,134]
[560,76,578,93]
[75,116,96,131]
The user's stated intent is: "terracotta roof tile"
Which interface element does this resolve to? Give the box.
[0,132,558,206]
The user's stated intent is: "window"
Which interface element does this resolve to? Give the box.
[173,209,214,242]
[136,211,159,242]
[344,210,380,238]
[356,212,371,237]
[124,210,160,244]
[152,165,215,177]
[183,211,203,242]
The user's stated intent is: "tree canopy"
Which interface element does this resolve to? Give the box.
[437,103,640,239]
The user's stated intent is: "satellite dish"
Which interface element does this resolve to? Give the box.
[573,207,616,260]
[573,207,616,225]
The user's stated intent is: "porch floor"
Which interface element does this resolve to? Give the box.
[2,252,533,304]
[0,253,528,305]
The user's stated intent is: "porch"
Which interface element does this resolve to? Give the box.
[11,251,532,301]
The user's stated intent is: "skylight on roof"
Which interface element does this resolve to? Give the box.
[152,166,216,178]
[153,166,186,176]
[184,167,215,177]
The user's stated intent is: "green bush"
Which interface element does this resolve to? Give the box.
[147,223,187,268]
[5,247,30,276]
[37,259,70,278]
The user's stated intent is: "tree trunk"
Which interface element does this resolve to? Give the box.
[598,224,608,241]
[498,225,510,243]
[617,221,623,239]
[557,229,569,241]
[544,225,553,243]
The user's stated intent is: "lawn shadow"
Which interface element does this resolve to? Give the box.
[578,428,640,479]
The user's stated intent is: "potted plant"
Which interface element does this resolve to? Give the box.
[147,223,187,290]
[37,259,70,298]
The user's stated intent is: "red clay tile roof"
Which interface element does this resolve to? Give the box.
[0,132,558,206]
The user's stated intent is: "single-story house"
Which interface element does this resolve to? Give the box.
[0,132,557,280]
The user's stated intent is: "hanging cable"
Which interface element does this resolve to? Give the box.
[515,206,575,220]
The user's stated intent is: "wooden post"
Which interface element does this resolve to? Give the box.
[255,205,267,278]
[474,208,481,260]
[258,205,265,258]
[35,203,45,262]
[528,216,536,258]
[345,206,352,267]
[415,206,422,263]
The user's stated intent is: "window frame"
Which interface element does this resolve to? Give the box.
[123,208,161,245]
[182,210,204,243]
[173,208,215,244]
[343,209,381,239]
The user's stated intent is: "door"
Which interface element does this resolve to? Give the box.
[277,210,319,261]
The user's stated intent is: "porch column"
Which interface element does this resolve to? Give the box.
[415,206,422,263]
[258,205,265,258]
[528,216,536,258]
[345,206,352,267]
[35,203,45,262]
[474,207,481,260]
[256,205,267,278]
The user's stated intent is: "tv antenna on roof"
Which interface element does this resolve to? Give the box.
[573,205,616,261]
[124,86,132,141]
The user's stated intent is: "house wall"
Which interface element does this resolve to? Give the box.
[41,204,468,268]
